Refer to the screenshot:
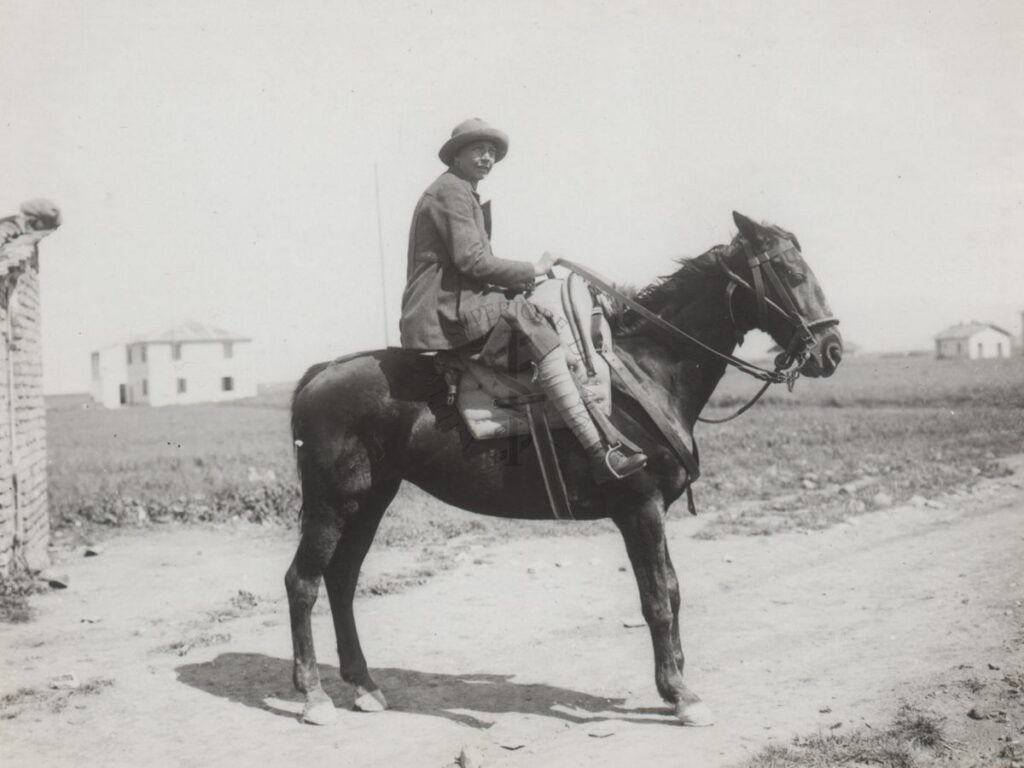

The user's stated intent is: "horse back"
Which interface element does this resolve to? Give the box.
[291,349,442,437]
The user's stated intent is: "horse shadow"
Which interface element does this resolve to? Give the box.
[176,652,675,728]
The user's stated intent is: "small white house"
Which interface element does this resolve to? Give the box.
[91,322,256,407]
[934,322,1013,360]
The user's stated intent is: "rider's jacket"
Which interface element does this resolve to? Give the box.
[399,169,535,350]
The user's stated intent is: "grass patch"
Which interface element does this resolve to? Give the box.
[0,677,114,720]
[690,404,1021,538]
[743,704,948,768]
[0,567,47,624]
[154,631,232,656]
[357,566,438,597]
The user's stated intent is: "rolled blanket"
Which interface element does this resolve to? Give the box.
[0,199,61,249]
[20,198,61,230]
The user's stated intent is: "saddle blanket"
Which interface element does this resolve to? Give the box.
[457,274,611,441]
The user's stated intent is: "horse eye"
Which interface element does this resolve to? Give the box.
[789,271,806,285]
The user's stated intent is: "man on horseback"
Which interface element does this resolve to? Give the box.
[399,118,646,482]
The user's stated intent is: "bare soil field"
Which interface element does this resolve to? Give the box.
[2,458,1021,767]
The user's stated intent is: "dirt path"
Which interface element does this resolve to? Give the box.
[2,461,1022,767]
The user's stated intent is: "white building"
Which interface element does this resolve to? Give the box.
[91,322,256,407]
[90,344,129,408]
[934,322,1013,360]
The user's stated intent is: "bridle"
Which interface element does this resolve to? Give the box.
[694,235,838,422]
[555,233,838,424]
[720,236,838,370]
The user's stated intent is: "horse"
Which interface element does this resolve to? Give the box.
[285,211,843,727]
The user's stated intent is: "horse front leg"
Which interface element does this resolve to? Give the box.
[664,539,685,672]
[614,503,713,726]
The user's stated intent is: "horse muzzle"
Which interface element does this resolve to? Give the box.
[796,326,843,378]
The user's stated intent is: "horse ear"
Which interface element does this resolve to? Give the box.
[732,211,759,240]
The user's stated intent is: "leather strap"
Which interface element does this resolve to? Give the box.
[559,276,591,378]
[744,240,768,319]
[523,401,574,520]
[599,346,700,482]
[555,259,786,384]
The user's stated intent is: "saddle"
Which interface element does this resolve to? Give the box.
[455,274,612,440]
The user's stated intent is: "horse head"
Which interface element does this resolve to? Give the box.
[726,212,843,378]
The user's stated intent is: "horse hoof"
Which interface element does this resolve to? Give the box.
[301,690,338,726]
[676,700,714,727]
[354,686,388,712]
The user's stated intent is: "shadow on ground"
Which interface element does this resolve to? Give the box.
[177,652,673,728]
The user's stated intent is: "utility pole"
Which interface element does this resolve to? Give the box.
[374,163,390,347]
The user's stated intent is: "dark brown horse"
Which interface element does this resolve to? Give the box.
[286,212,842,726]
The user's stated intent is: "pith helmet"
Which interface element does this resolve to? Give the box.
[438,118,509,166]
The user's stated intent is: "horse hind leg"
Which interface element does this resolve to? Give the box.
[322,476,400,713]
[285,513,342,725]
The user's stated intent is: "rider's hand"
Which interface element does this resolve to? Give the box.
[534,252,557,277]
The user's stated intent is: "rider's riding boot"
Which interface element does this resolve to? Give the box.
[535,347,647,483]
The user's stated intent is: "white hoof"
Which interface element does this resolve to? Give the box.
[301,690,338,725]
[676,700,714,727]
[353,686,388,712]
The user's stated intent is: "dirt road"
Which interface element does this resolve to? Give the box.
[2,460,1022,767]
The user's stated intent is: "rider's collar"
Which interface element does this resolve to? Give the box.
[448,166,480,193]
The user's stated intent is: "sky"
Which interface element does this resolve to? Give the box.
[2,0,1021,393]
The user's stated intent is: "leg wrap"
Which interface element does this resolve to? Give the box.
[535,347,604,459]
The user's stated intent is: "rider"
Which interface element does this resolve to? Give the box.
[399,118,647,482]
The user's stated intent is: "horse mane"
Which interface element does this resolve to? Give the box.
[609,244,729,336]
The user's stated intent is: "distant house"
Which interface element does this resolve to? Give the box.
[91,321,256,407]
[934,322,1012,360]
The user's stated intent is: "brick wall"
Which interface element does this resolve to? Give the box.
[0,290,11,571]
[0,250,49,574]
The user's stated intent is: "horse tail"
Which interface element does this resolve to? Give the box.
[291,363,329,434]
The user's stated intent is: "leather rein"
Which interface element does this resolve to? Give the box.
[555,236,837,424]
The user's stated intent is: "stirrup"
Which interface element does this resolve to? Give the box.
[595,444,648,483]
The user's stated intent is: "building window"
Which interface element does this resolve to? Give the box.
[223,342,233,359]
[126,347,132,365]
[119,384,127,405]
[172,343,182,361]
[177,378,187,394]
[142,379,148,396]
[141,345,147,363]
[221,376,234,392]
[997,343,1004,357]
[977,343,983,357]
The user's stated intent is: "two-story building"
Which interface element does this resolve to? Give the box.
[91,321,255,407]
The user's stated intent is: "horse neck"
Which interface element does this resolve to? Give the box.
[612,258,739,425]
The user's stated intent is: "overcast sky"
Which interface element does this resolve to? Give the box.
[3,0,1021,393]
